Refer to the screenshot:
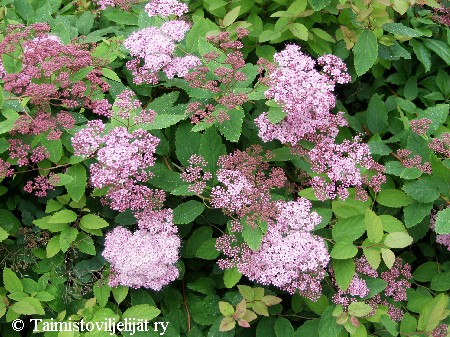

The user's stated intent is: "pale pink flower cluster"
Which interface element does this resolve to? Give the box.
[103,215,180,290]
[396,149,432,174]
[145,0,188,17]
[381,258,412,301]
[72,121,161,212]
[217,199,329,300]
[124,1,200,85]
[332,275,369,308]
[94,0,140,10]
[255,45,384,200]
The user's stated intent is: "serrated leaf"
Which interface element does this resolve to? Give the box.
[238,285,254,301]
[402,178,440,203]
[219,301,235,316]
[319,306,342,337]
[3,268,23,293]
[175,122,202,167]
[173,200,205,224]
[93,280,110,307]
[331,241,358,259]
[200,128,227,187]
[333,259,355,291]
[49,210,77,224]
[259,30,281,42]
[80,214,109,230]
[224,268,242,288]
[218,109,244,142]
[242,223,263,251]
[74,232,96,255]
[377,189,413,208]
[123,304,160,320]
[102,68,121,82]
[384,232,413,248]
[365,209,384,244]
[435,208,450,234]
[223,6,241,27]
[59,227,78,252]
[196,239,220,260]
[381,248,395,269]
[383,23,423,37]
[348,302,372,317]
[12,297,45,315]
[353,29,378,76]
[46,236,61,258]
[288,23,308,40]
[422,39,450,66]
[65,164,87,202]
[308,0,332,10]
[366,94,388,134]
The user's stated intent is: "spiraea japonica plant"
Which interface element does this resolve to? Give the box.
[0,0,450,336]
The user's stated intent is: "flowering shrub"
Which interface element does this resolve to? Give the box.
[0,0,450,336]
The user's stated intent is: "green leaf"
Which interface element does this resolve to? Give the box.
[417,293,449,331]
[363,246,381,269]
[288,23,308,41]
[400,313,417,334]
[103,8,138,25]
[404,202,433,228]
[101,68,121,82]
[79,214,109,230]
[422,39,450,66]
[353,29,378,76]
[332,215,365,242]
[173,200,205,224]
[41,138,63,163]
[46,236,61,258]
[331,241,358,259]
[186,227,213,257]
[0,227,9,242]
[76,11,95,35]
[196,239,220,260]
[223,6,241,27]
[175,122,202,167]
[242,223,263,251]
[219,301,235,316]
[112,286,128,304]
[381,248,395,269]
[59,227,78,252]
[259,30,281,43]
[365,209,384,244]
[48,210,77,224]
[93,280,110,307]
[199,128,227,186]
[308,0,332,10]
[384,232,413,248]
[12,297,45,315]
[3,268,23,293]
[434,208,450,234]
[366,94,388,134]
[383,23,423,37]
[218,109,244,142]
[140,114,186,130]
[333,259,355,291]
[402,178,440,203]
[65,164,87,202]
[122,304,161,320]
[377,189,413,208]
[74,232,96,255]
[267,106,287,124]
[275,317,294,337]
[224,268,242,288]
[413,262,439,282]
[430,272,450,291]
[319,306,342,337]
[348,302,372,317]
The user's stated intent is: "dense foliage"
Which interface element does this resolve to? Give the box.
[0,0,450,336]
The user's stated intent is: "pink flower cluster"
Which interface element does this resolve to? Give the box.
[102,211,180,290]
[71,121,161,213]
[410,118,432,136]
[430,132,450,158]
[217,199,329,300]
[254,44,384,200]
[124,1,200,85]
[396,149,432,174]
[381,258,412,301]
[0,24,109,111]
[210,145,286,226]
[310,137,385,201]
[180,155,212,194]
[94,0,140,10]
[145,0,188,17]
